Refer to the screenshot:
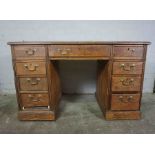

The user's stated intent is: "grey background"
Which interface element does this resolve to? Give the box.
[0,20,154,94]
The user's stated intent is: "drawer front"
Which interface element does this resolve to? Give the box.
[20,93,49,108]
[113,46,144,59]
[111,94,140,110]
[19,77,48,91]
[48,45,111,57]
[14,45,46,59]
[112,76,141,91]
[15,61,46,75]
[113,62,143,75]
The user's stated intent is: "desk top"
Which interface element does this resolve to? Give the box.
[8,41,151,45]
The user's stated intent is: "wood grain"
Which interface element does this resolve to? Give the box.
[105,111,141,120]
[18,110,55,121]
[96,60,112,112]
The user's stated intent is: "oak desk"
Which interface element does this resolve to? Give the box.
[8,41,150,120]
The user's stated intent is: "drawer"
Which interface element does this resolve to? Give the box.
[19,77,48,91]
[111,94,140,110]
[20,93,49,108]
[112,76,141,91]
[13,45,46,59]
[113,62,143,75]
[15,61,46,75]
[48,45,111,57]
[113,46,144,59]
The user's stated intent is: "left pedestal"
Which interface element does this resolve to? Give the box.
[10,45,60,121]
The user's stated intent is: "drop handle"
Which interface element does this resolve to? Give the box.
[61,51,68,55]
[57,48,62,52]
[120,63,136,71]
[57,48,67,55]
[120,78,134,86]
[64,48,71,51]
[128,48,135,52]
[61,49,71,55]
[24,63,39,71]
[26,78,41,85]
[119,96,134,103]
[25,48,36,55]
[28,94,42,102]
[128,96,133,101]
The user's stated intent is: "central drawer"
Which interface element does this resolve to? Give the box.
[19,77,48,91]
[48,45,111,57]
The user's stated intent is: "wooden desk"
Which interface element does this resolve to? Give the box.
[8,41,150,120]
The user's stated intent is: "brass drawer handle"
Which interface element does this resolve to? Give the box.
[128,48,135,52]
[57,48,62,52]
[120,78,134,86]
[26,78,41,85]
[57,48,67,55]
[28,94,42,102]
[64,48,71,51]
[61,51,68,55]
[119,96,133,103]
[24,63,39,71]
[127,48,136,56]
[61,49,71,55]
[25,49,36,55]
[57,48,71,55]
[120,63,136,71]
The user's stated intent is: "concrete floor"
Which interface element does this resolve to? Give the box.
[0,94,155,134]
